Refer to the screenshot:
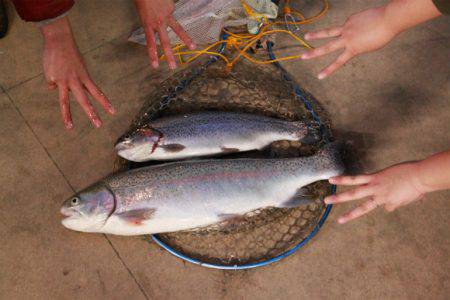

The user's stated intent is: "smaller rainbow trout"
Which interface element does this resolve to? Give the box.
[115,111,318,162]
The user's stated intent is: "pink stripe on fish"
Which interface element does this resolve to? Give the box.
[160,171,276,186]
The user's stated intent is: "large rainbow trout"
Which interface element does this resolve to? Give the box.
[115,111,318,162]
[61,144,343,236]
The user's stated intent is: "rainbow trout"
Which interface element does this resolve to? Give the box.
[115,111,318,162]
[61,144,343,236]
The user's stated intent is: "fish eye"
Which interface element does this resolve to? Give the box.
[71,197,80,206]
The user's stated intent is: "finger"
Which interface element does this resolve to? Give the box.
[70,81,102,128]
[304,26,343,40]
[156,24,177,69]
[325,185,374,204]
[167,17,196,50]
[338,198,378,224]
[47,81,57,91]
[329,175,373,185]
[318,50,353,79]
[83,79,116,115]
[58,84,73,130]
[301,39,344,60]
[384,204,396,212]
[143,26,159,69]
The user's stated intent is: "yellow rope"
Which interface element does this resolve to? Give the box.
[160,0,329,70]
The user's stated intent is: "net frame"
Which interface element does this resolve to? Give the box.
[120,38,336,269]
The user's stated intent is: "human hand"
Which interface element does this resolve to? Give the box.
[325,162,426,224]
[134,0,195,70]
[41,17,115,129]
[302,6,399,79]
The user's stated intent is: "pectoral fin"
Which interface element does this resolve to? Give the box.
[160,143,185,153]
[116,208,156,225]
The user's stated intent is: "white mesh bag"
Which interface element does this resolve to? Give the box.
[129,0,278,46]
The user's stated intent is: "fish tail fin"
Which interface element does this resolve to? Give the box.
[300,125,321,145]
[314,142,346,178]
[293,120,321,145]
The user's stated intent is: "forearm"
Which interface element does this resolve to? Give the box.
[414,150,450,193]
[384,0,442,35]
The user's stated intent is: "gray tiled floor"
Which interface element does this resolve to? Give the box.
[0,92,145,299]
[0,1,449,299]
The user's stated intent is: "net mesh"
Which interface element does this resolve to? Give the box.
[115,57,333,266]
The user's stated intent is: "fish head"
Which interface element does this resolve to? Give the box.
[61,183,115,233]
[115,128,162,162]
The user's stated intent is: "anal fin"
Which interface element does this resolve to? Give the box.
[217,213,247,231]
[218,213,243,220]
[278,188,315,208]
[220,146,240,154]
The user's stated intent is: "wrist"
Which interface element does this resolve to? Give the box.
[409,160,434,194]
[382,1,409,36]
[40,16,72,43]
[384,0,442,35]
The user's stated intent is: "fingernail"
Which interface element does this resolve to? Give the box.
[109,106,117,114]
[329,177,336,184]
[304,33,310,40]
[93,119,102,128]
[189,43,197,50]
[151,61,159,69]
[65,122,73,130]
[318,73,326,80]
[337,218,346,224]
[301,54,309,60]
[169,62,177,70]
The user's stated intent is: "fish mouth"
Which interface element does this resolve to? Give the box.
[116,149,148,162]
[115,141,161,162]
[60,206,81,220]
[60,206,110,232]
[115,142,140,162]
[115,140,134,152]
